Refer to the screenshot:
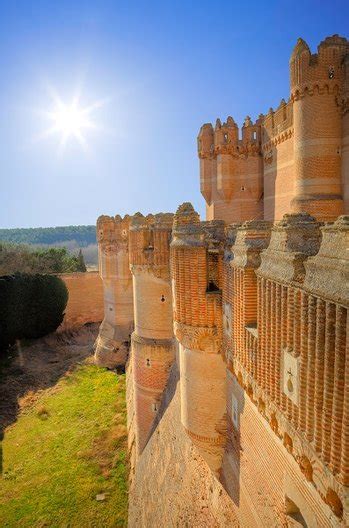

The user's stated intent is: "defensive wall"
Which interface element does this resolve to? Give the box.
[58,271,104,330]
[95,34,349,527]
[126,208,348,527]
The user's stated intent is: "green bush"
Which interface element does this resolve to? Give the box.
[0,273,68,353]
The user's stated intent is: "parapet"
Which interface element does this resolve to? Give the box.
[290,37,311,60]
[197,123,215,159]
[171,203,225,252]
[262,99,293,147]
[303,215,349,304]
[223,223,242,263]
[96,214,131,247]
[231,220,271,270]
[171,202,202,245]
[257,213,321,285]
[198,115,261,159]
[129,212,173,268]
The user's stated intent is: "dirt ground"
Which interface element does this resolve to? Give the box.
[0,323,99,437]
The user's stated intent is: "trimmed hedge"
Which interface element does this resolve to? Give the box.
[0,273,68,353]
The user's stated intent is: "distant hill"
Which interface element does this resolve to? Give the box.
[0,225,96,246]
[0,226,98,267]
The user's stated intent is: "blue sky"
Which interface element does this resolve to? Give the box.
[0,0,348,228]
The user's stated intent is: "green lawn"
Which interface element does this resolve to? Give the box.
[0,363,128,527]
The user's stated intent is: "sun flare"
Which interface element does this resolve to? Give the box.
[51,102,91,137]
[38,89,106,152]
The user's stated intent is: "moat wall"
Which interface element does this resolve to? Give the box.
[127,357,338,527]
[58,272,104,329]
[126,357,240,527]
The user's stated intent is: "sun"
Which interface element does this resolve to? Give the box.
[51,101,91,138]
[46,97,95,150]
[38,88,106,151]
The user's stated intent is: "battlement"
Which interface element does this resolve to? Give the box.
[262,99,293,147]
[129,212,173,268]
[96,214,131,245]
[231,220,271,270]
[98,33,349,526]
[290,35,349,96]
[198,34,349,224]
[257,213,321,285]
[303,215,349,304]
[198,115,261,159]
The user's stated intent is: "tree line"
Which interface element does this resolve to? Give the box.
[0,225,96,246]
[0,244,86,275]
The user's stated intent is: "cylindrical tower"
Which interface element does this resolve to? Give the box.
[290,35,349,221]
[129,212,175,454]
[170,203,227,474]
[94,215,134,368]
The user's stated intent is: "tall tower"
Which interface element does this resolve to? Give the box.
[198,116,263,223]
[170,203,227,474]
[129,213,175,454]
[95,215,134,369]
[290,35,349,221]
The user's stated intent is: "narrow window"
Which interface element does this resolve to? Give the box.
[329,66,335,79]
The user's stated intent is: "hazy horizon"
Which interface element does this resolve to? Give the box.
[1,0,348,229]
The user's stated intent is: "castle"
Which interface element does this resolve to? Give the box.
[95,35,349,526]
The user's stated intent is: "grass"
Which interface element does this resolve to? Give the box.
[0,363,128,527]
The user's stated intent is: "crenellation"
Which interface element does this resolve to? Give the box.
[303,215,349,305]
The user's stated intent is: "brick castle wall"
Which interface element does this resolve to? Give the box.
[199,35,349,224]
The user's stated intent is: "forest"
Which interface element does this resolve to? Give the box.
[0,225,96,246]
[0,226,98,267]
